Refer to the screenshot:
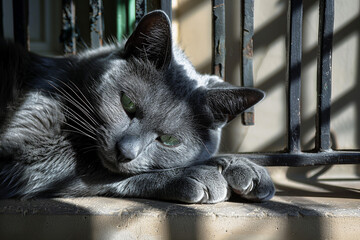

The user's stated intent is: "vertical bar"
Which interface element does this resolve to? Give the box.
[61,0,76,55]
[117,0,135,40]
[316,0,334,151]
[241,0,255,125]
[12,0,29,50]
[0,0,3,39]
[117,0,127,40]
[212,0,225,79]
[161,0,172,21]
[135,0,147,25]
[89,0,104,48]
[286,0,303,153]
[129,0,136,33]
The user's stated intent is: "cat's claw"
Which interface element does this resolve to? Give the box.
[213,156,275,202]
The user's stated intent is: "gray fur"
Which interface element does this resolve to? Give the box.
[0,11,275,203]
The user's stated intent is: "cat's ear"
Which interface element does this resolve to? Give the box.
[206,87,265,126]
[124,10,172,70]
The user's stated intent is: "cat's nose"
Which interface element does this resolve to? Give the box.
[116,135,142,162]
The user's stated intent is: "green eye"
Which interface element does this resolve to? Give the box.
[159,135,181,147]
[121,93,136,114]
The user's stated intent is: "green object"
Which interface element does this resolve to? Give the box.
[117,0,135,40]
[160,135,181,147]
[121,93,137,114]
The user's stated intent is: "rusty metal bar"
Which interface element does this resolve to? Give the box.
[286,0,303,153]
[212,0,225,79]
[135,0,147,25]
[0,0,3,39]
[12,0,29,50]
[161,0,172,21]
[241,0,255,125]
[89,0,104,48]
[315,0,334,151]
[60,0,76,55]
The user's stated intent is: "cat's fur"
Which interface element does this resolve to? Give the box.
[0,11,275,203]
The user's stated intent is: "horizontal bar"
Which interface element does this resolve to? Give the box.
[12,0,29,50]
[212,0,225,79]
[89,0,104,48]
[286,0,303,152]
[241,0,255,125]
[316,0,334,151]
[233,151,360,167]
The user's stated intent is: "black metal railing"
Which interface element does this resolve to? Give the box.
[235,0,360,166]
[3,0,359,167]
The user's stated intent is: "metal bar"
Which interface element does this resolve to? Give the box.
[135,0,147,25]
[117,0,135,40]
[12,0,29,50]
[315,0,334,151]
[212,0,225,79]
[232,151,360,167]
[0,0,3,39]
[286,0,303,153]
[89,0,104,48]
[161,0,172,21]
[241,0,255,125]
[61,0,76,55]
[129,0,136,33]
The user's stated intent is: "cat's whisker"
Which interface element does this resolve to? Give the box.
[62,126,97,141]
[81,145,100,155]
[56,96,99,135]
[61,110,97,136]
[47,81,100,128]
[47,78,96,117]
[65,79,99,116]
[57,101,100,133]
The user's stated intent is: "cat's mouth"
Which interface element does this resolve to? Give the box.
[116,154,133,164]
[101,157,121,173]
[100,151,136,174]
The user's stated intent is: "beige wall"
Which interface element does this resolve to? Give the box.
[174,0,360,153]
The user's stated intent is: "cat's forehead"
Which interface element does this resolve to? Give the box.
[126,64,209,124]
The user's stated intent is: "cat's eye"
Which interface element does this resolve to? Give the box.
[159,135,181,147]
[121,93,137,114]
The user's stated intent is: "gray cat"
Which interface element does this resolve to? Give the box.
[0,11,274,203]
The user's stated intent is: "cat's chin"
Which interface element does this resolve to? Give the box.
[100,155,146,175]
[101,158,121,173]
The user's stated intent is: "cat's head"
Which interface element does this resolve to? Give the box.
[89,11,264,174]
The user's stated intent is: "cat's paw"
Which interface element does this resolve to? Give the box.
[214,156,275,202]
[174,166,231,204]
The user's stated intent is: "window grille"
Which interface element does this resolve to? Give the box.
[4,0,359,167]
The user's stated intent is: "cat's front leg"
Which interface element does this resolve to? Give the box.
[209,155,275,201]
[106,166,231,204]
[104,156,274,203]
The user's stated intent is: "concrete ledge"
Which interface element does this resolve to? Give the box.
[0,173,359,240]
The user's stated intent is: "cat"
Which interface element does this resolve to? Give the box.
[0,10,275,203]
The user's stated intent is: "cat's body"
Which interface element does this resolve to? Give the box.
[0,11,275,203]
